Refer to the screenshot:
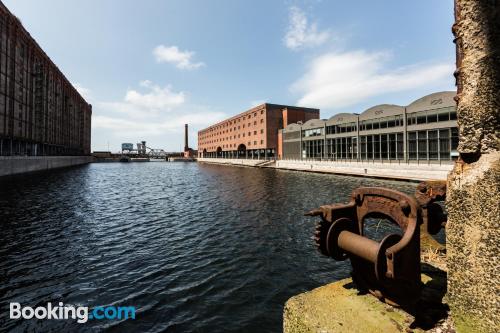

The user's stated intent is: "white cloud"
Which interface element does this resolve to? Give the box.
[99,81,185,116]
[125,85,185,110]
[153,45,205,70]
[93,111,226,137]
[139,80,152,87]
[291,50,454,109]
[92,80,227,151]
[284,6,330,50]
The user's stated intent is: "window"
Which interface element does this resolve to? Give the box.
[427,113,438,123]
[396,133,404,159]
[418,131,427,159]
[260,119,264,123]
[254,131,257,135]
[367,135,373,159]
[437,109,450,122]
[360,136,367,159]
[260,110,264,114]
[428,130,439,159]
[254,141,257,145]
[366,121,373,130]
[260,129,264,134]
[254,121,257,125]
[451,127,459,150]
[439,129,450,160]
[417,113,427,124]
[260,140,263,144]
[408,132,417,159]
[407,113,416,126]
[303,128,323,137]
[248,132,251,136]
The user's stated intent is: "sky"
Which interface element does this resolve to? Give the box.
[4,0,456,152]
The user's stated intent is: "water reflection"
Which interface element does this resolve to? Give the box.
[0,162,417,332]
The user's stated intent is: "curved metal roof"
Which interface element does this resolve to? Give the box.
[359,104,404,120]
[326,113,359,124]
[406,91,456,113]
[283,123,302,131]
[302,118,327,129]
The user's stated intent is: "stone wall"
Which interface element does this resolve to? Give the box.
[0,156,94,177]
[447,1,500,332]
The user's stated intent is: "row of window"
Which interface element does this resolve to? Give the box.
[303,128,323,137]
[199,118,265,142]
[199,110,264,137]
[202,148,276,158]
[407,128,458,160]
[407,107,456,126]
[296,128,458,161]
[327,122,357,134]
[359,115,404,131]
[200,128,265,145]
[206,139,265,150]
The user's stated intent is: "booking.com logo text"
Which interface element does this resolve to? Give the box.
[10,302,136,324]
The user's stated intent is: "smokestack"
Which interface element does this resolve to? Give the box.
[184,124,189,151]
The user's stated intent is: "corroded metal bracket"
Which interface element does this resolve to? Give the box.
[305,181,447,306]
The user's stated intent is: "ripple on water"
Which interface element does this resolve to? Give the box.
[0,162,418,332]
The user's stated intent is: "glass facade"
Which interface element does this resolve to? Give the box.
[282,94,459,162]
[294,125,458,162]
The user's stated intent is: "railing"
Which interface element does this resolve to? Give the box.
[278,157,454,166]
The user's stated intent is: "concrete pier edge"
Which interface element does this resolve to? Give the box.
[197,158,452,182]
[0,156,94,178]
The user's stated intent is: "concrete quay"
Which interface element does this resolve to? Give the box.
[197,158,453,181]
[276,159,453,181]
[0,156,94,177]
[284,270,449,333]
[197,157,272,167]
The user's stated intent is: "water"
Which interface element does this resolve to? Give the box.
[0,162,418,332]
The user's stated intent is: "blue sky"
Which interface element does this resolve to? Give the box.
[5,0,455,152]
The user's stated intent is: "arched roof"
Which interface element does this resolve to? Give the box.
[302,118,326,129]
[359,104,404,120]
[406,91,456,113]
[283,123,302,132]
[326,113,359,125]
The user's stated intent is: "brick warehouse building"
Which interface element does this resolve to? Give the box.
[0,2,91,156]
[198,104,319,159]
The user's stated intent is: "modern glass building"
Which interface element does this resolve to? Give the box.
[280,91,458,162]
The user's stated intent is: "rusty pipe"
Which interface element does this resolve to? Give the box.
[338,231,379,263]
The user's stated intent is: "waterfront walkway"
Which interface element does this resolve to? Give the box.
[197,158,453,181]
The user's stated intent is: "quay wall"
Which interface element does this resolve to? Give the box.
[0,156,94,177]
[197,158,267,167]
[198,157,453,181]
[276,159,452,181]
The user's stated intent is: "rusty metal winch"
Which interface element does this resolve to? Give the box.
[305,181,447,306]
